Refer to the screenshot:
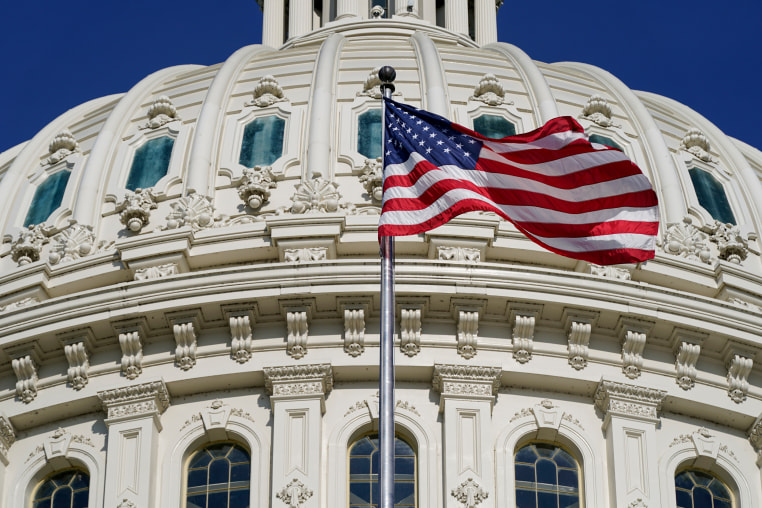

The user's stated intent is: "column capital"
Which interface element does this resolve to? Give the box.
[264,363,333,410]
[98,380,170,428]
[432,364,502,406]
[593,379,666,425]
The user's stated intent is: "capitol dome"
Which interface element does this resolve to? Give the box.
[1,2,762,507]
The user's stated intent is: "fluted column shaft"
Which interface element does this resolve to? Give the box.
[262,0,285,48]
[336,0,356,19]
[474,0,497,45]
[445,0,469,36]
[289,0,313,39]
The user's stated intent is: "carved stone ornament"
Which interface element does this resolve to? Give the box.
[12,354,38,403]
[133,263,179,281]
[438,246,480,263]
[139,95,180,130]
[284,247,327,263]
[48,224,98,265]
[0,416,16,457]
[659,217,712,264]
[11,224,49,265]
[567,320,592,370]
[588,263,631,280]
[118,328,144,380]
[286,310,309,359]
[593,380,666,423]
[581,95,617,127]
[512,313,535,364]
[400,307,422,357]
[290,178,342,213]
[680,128,718,163]
[727,354,753,403]
[247,75,288,108]
[264,364,333,401]
[0,297,39,314]
[702,220,749,264]
[117,188,158,232]
[357,67,401,99]
[432,364,502,404]
[344,307,366,357]
[276,478,313,508]
[98,380,171,422]
[628,499,647,508]
[42,129,79,165]
[621,330,647,379]
[344,393,420,417]
[173,321,197,371]
[117,498,136,508]
[451,477,489,508]
[675,341,701,390]
[64,341,90,390]
[470,73,512,106]
[748,417,762,452]
[456,310,479,359]
[229,312,254,363]
[237,165,277,210]
[359,158,383,202]
[165,192,215,230]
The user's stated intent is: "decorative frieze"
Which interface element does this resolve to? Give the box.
[117,188,158,233]
[581,95,617,127]
[139,95,180,130]
[680,128,717,163]
[343,306,366,357]
[247,75,288,108]
[470,73,512,106]
[48,223,98,265]
[511,311,537,364]
[588,263,631,280]
[437,246,480,263]
[118,327,144,380]
[133,263,178,281]
[675,341,701,390]
[10,224,48,265]
[237,165,276,210]
[98,380,171,424]
[43,129,79,165]
[284,247,327,263]
[660,217,712,264]
[456,310,479,359]
[286,310,309,358]
[432,364,502,407]
[172,319,197,370]
[399,306,422,357]
[726,353,753,403]
[451,477,489,508]
[164,192,215,230]
[276,478,313,508]
[229,311,254,363]
[621,329,647,380]
[63,340,90,390]
[264,364,333,412]
[0,296,39,313]
[11,353,38,403]
[290,178,341,214]
[359,158,383,202]
[593,380,666,424]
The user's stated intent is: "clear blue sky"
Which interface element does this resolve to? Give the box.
[1,0,760,154]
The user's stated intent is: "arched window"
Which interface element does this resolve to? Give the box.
[32,469,90,508]
[126,136,174,191]
[239,116,286,168]
[473,115,516,139]
[358,109,383,159]
[186,442,251,508]
[688,167,736,225]
[675,470,732,508]
[588,133,623,152]
[349,434,415,507]
[514,442,580,508]
[24,170,71,227]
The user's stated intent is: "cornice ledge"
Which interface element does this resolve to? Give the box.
[431,364,502,396]
[263,363,334,396]
[97,379,171,425]
[593,379,666,424]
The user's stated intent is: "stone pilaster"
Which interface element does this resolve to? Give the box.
[98,380,170,508]
[594,379,666,508]
[265,364,333,508]
[432,364,502,508]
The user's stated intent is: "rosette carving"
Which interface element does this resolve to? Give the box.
[290,178,342,213]
[660,217,712,264]
[237,165,276,210]
[117,188,158,232]
[48,224,97,265]
[164,193,215,230]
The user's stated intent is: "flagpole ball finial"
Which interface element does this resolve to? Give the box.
[379,66,396,96]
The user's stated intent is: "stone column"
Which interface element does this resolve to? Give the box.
[262,0,285,48]
[335,0,356,19]
[265,364,333,508]
[289,0,313,39]
[593,379,667,508]
[445,0,469,36]
[432,364,502,508]
[473,0,497,45]
[98,380,170,508]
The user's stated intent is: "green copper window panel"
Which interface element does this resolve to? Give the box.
[126,136,174,191]
[24,170,71,227]
[515,443,580,508]
[186,442,251,508]
[688,167,736,225]
[239,116,286,167]
[473,115,516,139]
[349,434,416,508]
[588,134,623,152]
[358,109,383,159]
[32,469,90,508]
[675,470,732,508]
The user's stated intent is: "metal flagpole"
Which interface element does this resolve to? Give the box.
[378,65,396,508]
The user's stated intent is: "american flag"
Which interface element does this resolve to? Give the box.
[379,98,659,265]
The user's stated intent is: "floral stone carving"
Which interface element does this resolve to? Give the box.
[451,478,488,508]
[11,224,48,265]
[680,128,717,163]
[621,329,647,379]
[165,193,215,230]
[359,158,383,202]
[290,178,341,213]
[229,313,254,363]
[456,310,479,359]
[286,311,309,359]
[12,354,38,403]
[43,129,79,165]
[344,307,366,357]
[237,165,276,210]
[659,217,712,264]
[277,478,313,508]
[64,341,90,390]
[48,224,97,265]
[139,95,180,130]
[400,307,422,357]
[727,354,753,403]
[117,188,158,232]
[675,341,701,390]
[247,75,288,108]
[470,73,512,106]
[567,320,592,370]
[512,313,535,364]
[702,220,749,264]
[581,95,616,127]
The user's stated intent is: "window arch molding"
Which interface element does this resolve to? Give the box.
[326,397,440,508]
[677,155,746,228]
[159,406,269,508]
[11,434,104,508]
[658,434,751,508]
[458,102,529,140]
[494,408,606,508]
[338,98,389,175]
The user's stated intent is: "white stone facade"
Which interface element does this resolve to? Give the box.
[1,1,762,507]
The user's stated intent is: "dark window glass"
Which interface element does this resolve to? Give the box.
[239,116,286,167]
[24,170,71,227]
[588,134,623,152]
[473,115,516,139]
[348,434,416,507]
[32,469,89,508]
[186,442,251,508]
[675,470,732,508]
[358,109,383,159]
[689,167,736,224]
[515,443,580,508]
[126,136,174,190]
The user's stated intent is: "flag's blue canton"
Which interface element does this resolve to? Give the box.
[383,98,483,171]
